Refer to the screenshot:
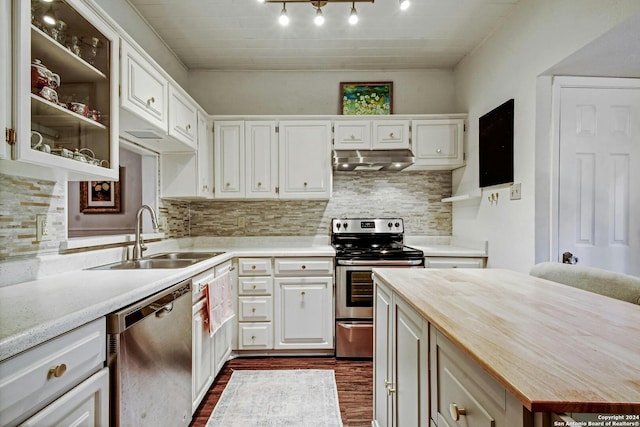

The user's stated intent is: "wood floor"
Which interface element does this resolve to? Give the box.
[190,357,374,427]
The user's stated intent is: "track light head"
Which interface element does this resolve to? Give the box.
[349,3,358,25]
[279,3,290,25]
[314,6,325,26]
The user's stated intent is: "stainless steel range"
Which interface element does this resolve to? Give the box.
[332,218,424,358]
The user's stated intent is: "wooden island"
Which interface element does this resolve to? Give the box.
[372,268,640,427]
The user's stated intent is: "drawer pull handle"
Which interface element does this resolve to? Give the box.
[449,403,466,421]
[48,363,67,379]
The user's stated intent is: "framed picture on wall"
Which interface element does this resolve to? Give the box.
[340,81,393,115]
[80,167,123,214]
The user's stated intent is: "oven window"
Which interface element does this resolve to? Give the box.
[346,271,373,307]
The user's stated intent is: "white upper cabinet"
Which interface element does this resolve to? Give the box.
[214,120,245,198]
[120,40,167,131]
[168,84,198,149]
[245,121,278,199]
[278,120,332,199]
[11,0,120,181]
[119,40,197,153]
[372,119,410,149]
[333,120,371,150]
[160,110,213,199]
[1,0,11,160]
[410,118,465,170]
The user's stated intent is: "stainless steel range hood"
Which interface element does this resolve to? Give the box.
[332,149,415,171]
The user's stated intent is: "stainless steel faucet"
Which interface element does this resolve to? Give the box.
[132,205,160,261]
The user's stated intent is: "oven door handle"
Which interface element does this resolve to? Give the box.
[337,259,423,266]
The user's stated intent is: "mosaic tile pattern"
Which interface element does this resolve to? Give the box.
[159,199,190,238]
[188,171,452,237]
[0,173,66,259]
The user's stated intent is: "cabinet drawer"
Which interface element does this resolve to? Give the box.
[19,368,109,427]
[425,257,486,269]
[334,121,371,149]
[372,120,410,149]
[239,277,273,295]
[0,318,106,427]
[238,296,273,321]
[432,328,507,427]
[238,323,273,349]
[274,258,334,276]
[239,258,273,276]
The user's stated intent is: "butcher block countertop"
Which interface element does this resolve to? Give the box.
[372,268,640,414]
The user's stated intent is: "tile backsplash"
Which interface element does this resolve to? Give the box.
[187,171,452,237]
[0,170,451,259]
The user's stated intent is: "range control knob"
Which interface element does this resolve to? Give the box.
[336,223,341,229]
[343,222,348,229]
[395,222,400,228]
[388,222,393,228]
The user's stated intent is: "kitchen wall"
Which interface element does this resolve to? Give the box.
[67,149,143,237]
[188,70,456,115]
[187,171,452,237]
[452,0,640,272]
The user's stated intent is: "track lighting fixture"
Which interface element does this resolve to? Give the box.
[262,0,407,26]
[279,3,290,26]
[348,2,358,25]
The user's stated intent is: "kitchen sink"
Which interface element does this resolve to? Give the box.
[148,251,224,260]
[90,259,199,270]
[88,251,224,270]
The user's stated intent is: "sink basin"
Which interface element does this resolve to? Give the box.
[148,251,224,260]
[90,259,198,270]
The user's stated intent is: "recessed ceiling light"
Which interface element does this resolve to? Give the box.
[399,0,410,11]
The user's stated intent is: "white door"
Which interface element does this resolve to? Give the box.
[558,82,640,275]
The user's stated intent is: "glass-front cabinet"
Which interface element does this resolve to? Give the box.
[13,0,119,180]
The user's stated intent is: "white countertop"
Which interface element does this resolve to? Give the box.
[0,235,486,362]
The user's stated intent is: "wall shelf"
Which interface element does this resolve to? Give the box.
[441,189,481,203]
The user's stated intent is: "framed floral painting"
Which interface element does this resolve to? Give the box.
[340,82,393,115]
[80,167,122,214]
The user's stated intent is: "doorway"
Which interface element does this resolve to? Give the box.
[552,77,640,275]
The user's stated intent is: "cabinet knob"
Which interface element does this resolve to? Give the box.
[303,182,308,187]
[186,124,191,131]
[301,265,306,270]
[251,335,256,340]
[301,291,306,297]
[251,265,256,270]
[449,403,467,421]
[225,182,230,187]
[436,148,442,153]
[350,134,355,140]
[48,363,67,379]
[252,284,257,289]
[389,132,394,138]
[257,182,262,187]
[252,308,256,313]
[147,97,155,105]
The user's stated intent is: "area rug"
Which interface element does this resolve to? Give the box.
[206,369,343,427]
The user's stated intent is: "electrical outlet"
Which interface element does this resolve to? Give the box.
[510,183,522,200]
[36,214,54,242]
[159,217,168,231]
[238,216,246,229]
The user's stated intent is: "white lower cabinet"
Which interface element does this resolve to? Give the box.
[424,256,486,268]
[236,257,334,352]
[0,318,106,427]
[192,297,213,414]
[19,368,109,427]
[274,277,333,349]
[430,327,526,427]
[373,280,429,427]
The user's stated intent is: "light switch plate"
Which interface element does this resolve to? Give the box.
[510,183,521,200]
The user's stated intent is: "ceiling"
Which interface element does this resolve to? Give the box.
[125,0,521,71]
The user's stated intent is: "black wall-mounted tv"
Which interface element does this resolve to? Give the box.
[479,98,514,188]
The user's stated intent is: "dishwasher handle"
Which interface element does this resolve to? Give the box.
[107,280,191,333]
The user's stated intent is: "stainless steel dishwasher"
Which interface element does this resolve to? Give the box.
[107,279,192,427]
